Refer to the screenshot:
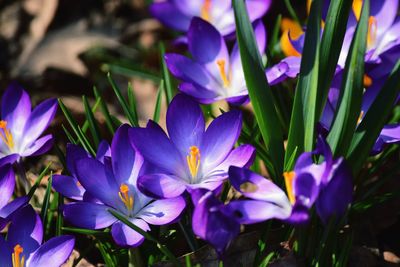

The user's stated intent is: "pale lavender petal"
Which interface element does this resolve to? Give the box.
[179,83,220,103]
[137,173,187,199]
[372,0,398,37]
[211,145,255,176]
[200,110,242,171]
[96,140,111,162]
[0,164,15,209]
[137,197,185,225]
[63,202,117,229]
[149,2,191,31]
[171,0,202,16]
[166,94,205,155]
[111,219,150,247]
[20,134,54,157]
[373,124,400,153]
[246,0,271,22]
[52,175,85,200]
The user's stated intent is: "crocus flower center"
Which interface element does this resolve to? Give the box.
[363,74,373,88]
[216,59,230,88]
[283,171,296,205]
[367,16,377,48]
[187,146,201,178]
[119,184,134,213]
[0,120,14,150]
[201,0,212,22]
[352,0,363,21]
[12,244,25,267]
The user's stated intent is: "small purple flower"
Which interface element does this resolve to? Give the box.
[165,18,297,105]
[129,94,255,199]
[0,83,57,165]
[61,125,185,247]
[0,164,29,230]
[150,0,270,36]
[228,137,353,224]
[0,205,75,267]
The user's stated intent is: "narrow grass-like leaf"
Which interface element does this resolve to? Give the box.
[327,0,369,157]
[97,241,116,267]
[283,0,300,24]
[82,97,101,133]
[233,0,284,178]
[347,60,400,173]
[285,0,322,168]
[317,0,353,118]
[108,209,181,266]
[62,227,110,237]
[102,63,161,83]
[83,95,102,146]
[28,163,52,199]
[127,83,139,126]
[270,14,282,55]
[159,42,173,104]
[56,193,63,236]
[153,80,164,122]
[107,73,139,127]
[93,86,116,135]
[40,173,52,226]
[58,99,96,155]
[61,124,76,144]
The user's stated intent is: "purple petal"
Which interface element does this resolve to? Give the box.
[66,144,90,177]
[293,173,320,209]
[200,110,242,171]
[373,124,400,153]
[0,164,15,209]
[129,123,185,176]
[111,124,143,185]
[228,200,291,224]
[111,219,150,247]
[0,196,29,230]
[27,235,75,267]
[137,173,187,199]
[211,145,255,175]
[228,166,291,210]
[149,2,191,32]
[166,94,205,155]
[179,83,220,103]
[246,0,271,22]
[0,154,19,166]
[96,140,111,162]
[7,205,43,257]
[0,235,12,267]
[226,95,250,106]
[21,98,57,150]
[165,53,219,91]
[52,175,85,200]
[75,158,122,209]
[20,134,54,157]
[1,83,31,140]
[138,197,185,225]
[63,202,117,229]
[372,0,398,37]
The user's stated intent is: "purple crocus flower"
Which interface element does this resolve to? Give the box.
[228,137,353,224]
[0,164,29,230]
[0,205,74,267]
[61,125,185,247]
[0,83,57,165]
[165,18,298,105]
[149,0,270,36]
[130,94,255,199]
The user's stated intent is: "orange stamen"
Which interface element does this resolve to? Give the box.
[0,120,14,150]
[283,171,296,205]
[187,146,200,178]
[118,184,134,212]
[216,60,230,88]
[357,111,364,124]
[352,0,363,21]
[201,0,212,21]
[367,16,377,48]
[12,244,25,267]
[363,74,373,87]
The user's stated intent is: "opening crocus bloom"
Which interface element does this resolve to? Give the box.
[130,94,255,199]
[149,0,271,36]
[0,83,57,164]
[61,125,186,247]
[0,205,75,267]
[165,18,299,105]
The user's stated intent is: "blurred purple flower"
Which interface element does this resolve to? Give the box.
[150,0,270,36]
[61,125,185,247]
[165,18,297,105]
[228,137,353,224]
[0,205,74,267]
[0,83,57,165]
[130,94,255,199]
[0,164,29,230]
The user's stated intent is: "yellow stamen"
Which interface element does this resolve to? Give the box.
[280,18,303,39]
[216,59,230,88]
[0,120,14,150]
[76,181,82,187]
[367,16,377,47]
[12,244,25,267]
[281,30,302,57]
[186,146,200,178]
[352,0,363,21]
[307,0,312,15]
[201,0,212,21]
[357,110,364,124]
[363,74,373,87]
[118,184,134,212]
[283,171,296,205]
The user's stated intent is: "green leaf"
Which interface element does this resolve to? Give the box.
[40,173,52,228]
[93,86,116,135]
[62,227,110,237]
[28,163,52,199]
[159,42,174,104]
[285,0,322,168]
[233,0,284,179]
[81,97,101,133]
[107,73,139,127]
[347,60,400,173]
[128,83,139,125]
[317,0,353,118]
[102,63,161,83]
[56,193,63,236]
[153,80,164,122]
[83,95,102,147]
[327,0,369,157]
